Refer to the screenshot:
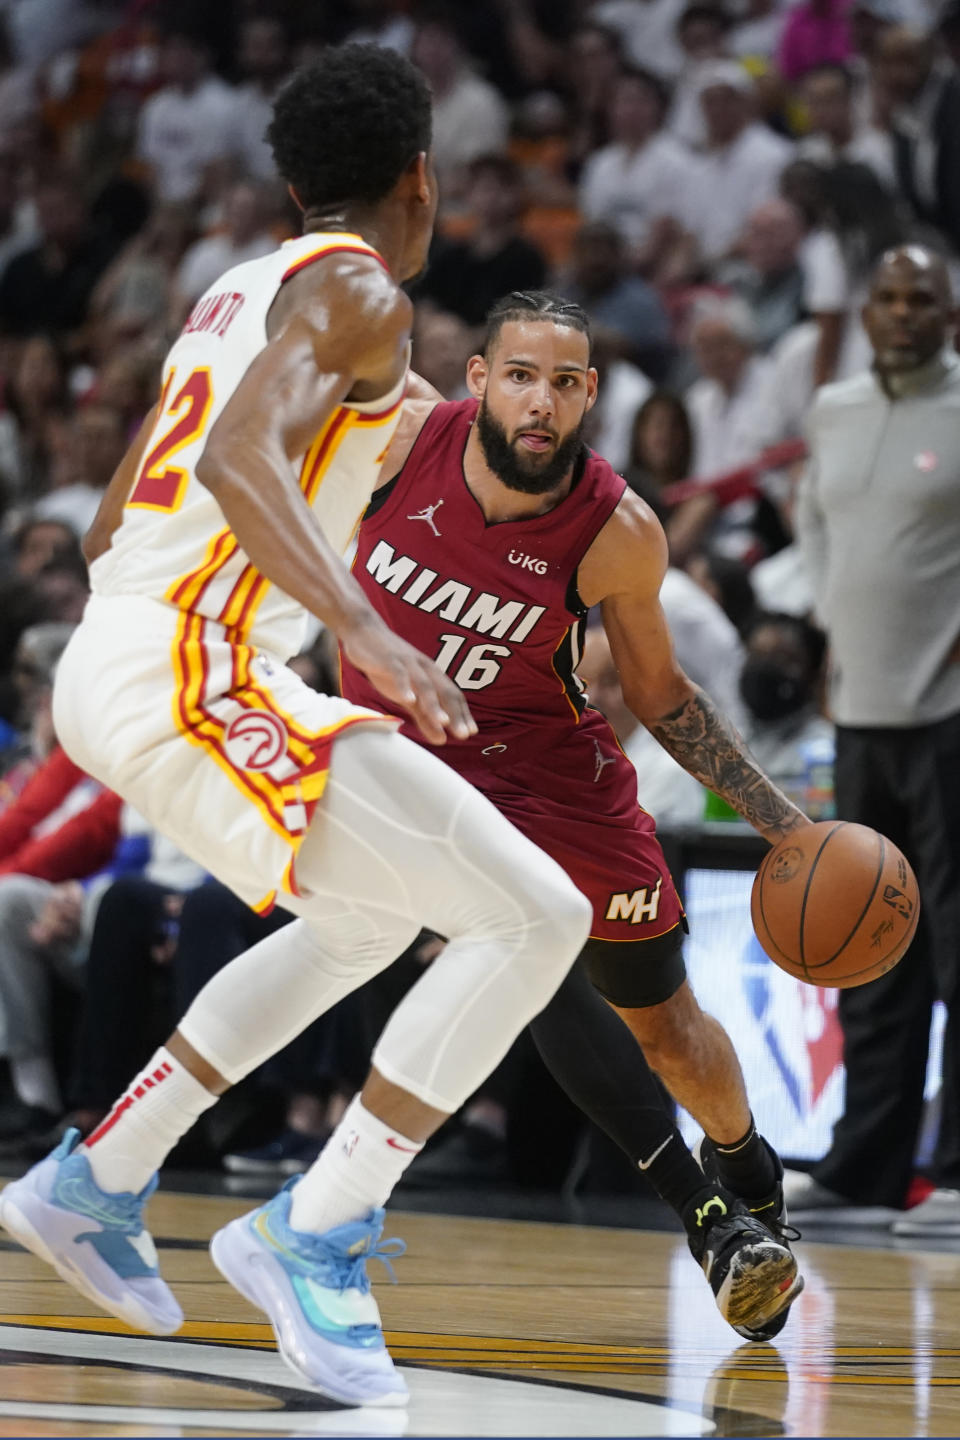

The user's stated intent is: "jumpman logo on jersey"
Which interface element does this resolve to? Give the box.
[407,498,443,536]
[593,740,616,784]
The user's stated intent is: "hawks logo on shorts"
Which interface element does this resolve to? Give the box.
[223,711,289,771]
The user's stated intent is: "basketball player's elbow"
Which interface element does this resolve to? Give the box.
[625,670,693,725]
[195,445,233,497]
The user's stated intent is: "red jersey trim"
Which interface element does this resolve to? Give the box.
[281,243,391,284]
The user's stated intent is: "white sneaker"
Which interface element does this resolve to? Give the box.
[210,1184,408,1407]
[891,1189,960,1237]
[782,1169,847,1211]
[0,1128,181,1335]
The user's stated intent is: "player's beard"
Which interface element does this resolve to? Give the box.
[475,397,585,495]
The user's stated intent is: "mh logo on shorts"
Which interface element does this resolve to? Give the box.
[223,710,289,770]
[605,878,662,924]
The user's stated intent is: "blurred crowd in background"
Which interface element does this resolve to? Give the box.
[0,0,956,1188]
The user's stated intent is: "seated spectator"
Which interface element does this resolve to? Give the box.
[683,60,794,265]
[564,22,624,170]
[738,610,833,812]
[88,203,196,350]
[623,388,693,514]
[582,327,653,472]
[8,519,80,580]
[687,295,772,474]
[0,146,36,282]
[172,182,275,317]
[578,67,692,250]
[798,160,906,385]
[32,402,126,537]
[136,26,240,206]
[0,172,120,343]
[685,550,759,635]
[796,62,895,184]
[0,333,70,501]
[592,0,687,80]
[0,714,121,1138]
[717,197,808,351]
[417,156,546,328]
[0,621,73,803]
[669,4,732,149]
[411,6,509,208]
[730,0,787,62]
[231,15,292,184]
[412,308,474,401]
[682,295,778,561]
[92,345,159,439]
[563,220,673,375]
[777,0,852,83]
[876,26,960,254]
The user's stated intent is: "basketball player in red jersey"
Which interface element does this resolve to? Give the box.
[343,290,813,1340]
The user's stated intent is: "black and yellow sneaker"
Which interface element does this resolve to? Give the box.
[694,1135,803,1342]
[686,1188,803,1339]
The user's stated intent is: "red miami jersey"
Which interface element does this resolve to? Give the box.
[342,398,625,753]
[341,397,685,946]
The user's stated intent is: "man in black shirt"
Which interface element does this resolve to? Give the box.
[417,154,546,327]
[0,173,118,341]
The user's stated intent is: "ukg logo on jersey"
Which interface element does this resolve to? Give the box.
[507,550,548,575]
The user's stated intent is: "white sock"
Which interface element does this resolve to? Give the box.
[11,1055,61,1113]
[82,1047,217,1194]
[288,1094,424,1234]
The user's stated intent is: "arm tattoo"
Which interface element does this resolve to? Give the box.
[647,686,806,841]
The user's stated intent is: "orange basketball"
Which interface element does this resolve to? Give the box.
[751,821,919,988]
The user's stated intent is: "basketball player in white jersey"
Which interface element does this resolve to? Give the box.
[0,47,592,1407]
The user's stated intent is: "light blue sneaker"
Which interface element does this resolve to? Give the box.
[210,1184,408,1407]
[0,1127,182,1335]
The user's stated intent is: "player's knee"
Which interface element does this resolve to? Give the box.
[517,879,592,1000]
[627,983,703,1070]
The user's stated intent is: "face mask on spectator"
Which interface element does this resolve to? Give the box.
[739,656,810,721]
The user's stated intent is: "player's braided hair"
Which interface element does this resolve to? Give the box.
[483,292,591,358]
[267,44,432,211]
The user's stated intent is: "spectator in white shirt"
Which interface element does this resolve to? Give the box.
[33,404,127,538]
[687,295,772,473]
[136,28,240,204]
[717,198,808,351]
[731,0,788,62]
[231,15,292,184]
[410,8,509,207]
[579,67,695,248]
[683,295,775,560]
[684,60,794,264]
[794,159,905,385]
[796,62,896,183]
[171,182,275,318]
[592,0,689,80]
[668,4,733,150]
[582,327,653,474]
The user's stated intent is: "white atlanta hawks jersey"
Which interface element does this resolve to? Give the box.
[91,231,407,661]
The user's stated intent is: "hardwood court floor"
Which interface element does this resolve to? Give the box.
[1,1185,959,1437]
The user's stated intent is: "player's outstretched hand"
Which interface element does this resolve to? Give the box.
[341,619,477,745]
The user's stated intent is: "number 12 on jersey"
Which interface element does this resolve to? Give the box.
[128,367,214,513]
[435,634,509,690]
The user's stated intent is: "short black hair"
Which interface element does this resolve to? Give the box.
[677,4,732,35]
[483,291,591,358]
[616,64,672,118]
[268,44,432,211]
[745,610,827,676]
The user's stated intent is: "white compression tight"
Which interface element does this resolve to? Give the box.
[178,726,591,1113]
